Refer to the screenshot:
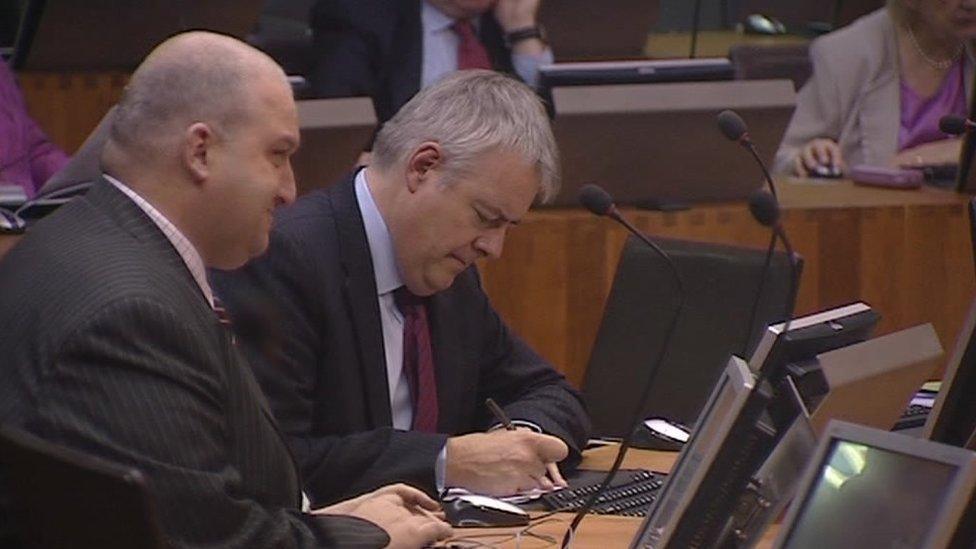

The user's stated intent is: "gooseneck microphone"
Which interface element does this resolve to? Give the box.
[562,184,686,548]
[940,114,976,136]
[717,109,778,198]
[718,109,785,357]
[748,188,801,381]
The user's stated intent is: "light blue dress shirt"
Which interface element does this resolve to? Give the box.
[420,0,553,89]
[354,169,448,488]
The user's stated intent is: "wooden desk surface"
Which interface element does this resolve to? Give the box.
[449,445,781,548]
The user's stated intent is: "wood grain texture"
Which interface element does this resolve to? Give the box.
[17,72,125,153]
[480,180,975,388]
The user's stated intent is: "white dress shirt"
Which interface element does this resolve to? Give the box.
[354,170,449,489]
[420,0,553,89]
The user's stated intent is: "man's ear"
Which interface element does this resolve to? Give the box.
[405,142,443,193]
[183,122,215,185]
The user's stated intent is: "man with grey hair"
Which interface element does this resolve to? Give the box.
[0,31,451,548]
[213,69,590,505]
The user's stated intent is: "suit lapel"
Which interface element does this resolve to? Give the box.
[327,175,393,427]
[85,178,209,305]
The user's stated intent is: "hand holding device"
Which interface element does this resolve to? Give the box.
[445,430,568,495]
[796,138,844,178]
[315,483,452,548]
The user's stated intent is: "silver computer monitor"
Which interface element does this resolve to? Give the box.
[630,355,757,548]
[925,296,976,450]
[773,420,976,549]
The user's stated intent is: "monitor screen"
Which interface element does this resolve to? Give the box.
[781,439,957,548]
[925,297,976,450]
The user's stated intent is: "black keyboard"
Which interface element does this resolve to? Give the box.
[893,403,931,431]
[541,469,665,517]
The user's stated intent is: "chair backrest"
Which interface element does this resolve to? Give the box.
[0,426,166,549]
[582,235,801,440]
[729,43,812,90]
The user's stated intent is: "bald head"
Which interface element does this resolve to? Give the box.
[104,31,289,168]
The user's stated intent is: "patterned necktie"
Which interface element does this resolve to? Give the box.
[451,19,492,70]
[393,287,439,433]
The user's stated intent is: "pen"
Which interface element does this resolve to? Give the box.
[485,397,516,431]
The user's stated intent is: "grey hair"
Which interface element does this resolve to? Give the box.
[372,70,560,203]
[107,32,282,160]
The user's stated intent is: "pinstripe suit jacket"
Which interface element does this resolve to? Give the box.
[0,178,387,548]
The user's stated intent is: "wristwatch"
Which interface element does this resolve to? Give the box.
[504,25,546,48]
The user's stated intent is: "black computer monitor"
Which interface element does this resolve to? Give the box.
[631,304,885,548]
[749,302,880,387]
[924,297,976,450]
[773,421,976,549]
[956,64,976,194]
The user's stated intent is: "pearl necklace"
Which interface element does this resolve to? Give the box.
[907,25,963,70]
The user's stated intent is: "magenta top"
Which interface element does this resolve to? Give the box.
[899,58,967,152]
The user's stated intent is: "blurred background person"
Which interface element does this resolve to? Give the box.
[774,0,976,177]
[309,0,551,124]
[0,60,69,199]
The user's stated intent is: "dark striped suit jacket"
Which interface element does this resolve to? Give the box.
[0,178,387,548]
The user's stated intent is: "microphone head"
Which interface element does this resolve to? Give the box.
[748,188,781,227]
[578,184,615,216]
[940,115,968,136]
[717,110,749,142]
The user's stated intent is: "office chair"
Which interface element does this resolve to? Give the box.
[0,426,166,549]
[582,235,802,442]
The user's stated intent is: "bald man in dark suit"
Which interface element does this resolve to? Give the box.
[0,31,450,548]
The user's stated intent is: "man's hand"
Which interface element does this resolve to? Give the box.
[315,484,452,549]
[445,429,569,495]
[893,138,962,168]
[493,0,541,32]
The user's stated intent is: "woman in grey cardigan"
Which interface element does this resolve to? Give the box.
[774,0,976,176]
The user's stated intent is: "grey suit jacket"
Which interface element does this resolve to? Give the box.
[0,178,387,548]
[773,9,975,174]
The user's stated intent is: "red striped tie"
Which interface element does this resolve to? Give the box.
[394,287,439,433]
[451,19,492,70]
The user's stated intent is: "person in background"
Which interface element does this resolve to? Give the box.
[0,31,451,549]
[0,60,69,198]
[774,0,976,177]
[309,0,551,124]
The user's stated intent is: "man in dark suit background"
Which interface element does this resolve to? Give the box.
[212,70,590,506]
[309,0,551,123]
[0,31,451,548]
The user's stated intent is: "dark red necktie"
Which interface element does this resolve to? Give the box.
[394,287,439,432]
[451,19,492,70]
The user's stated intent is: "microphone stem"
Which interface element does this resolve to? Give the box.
[745,140,778,199]
[561,207,686,548]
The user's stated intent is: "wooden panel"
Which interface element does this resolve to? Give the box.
[483,180,975,388]
[17,72,126,154]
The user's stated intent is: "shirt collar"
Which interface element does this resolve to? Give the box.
[354,169,403,295]
[104,174,215,309]
[422,0,478,33]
